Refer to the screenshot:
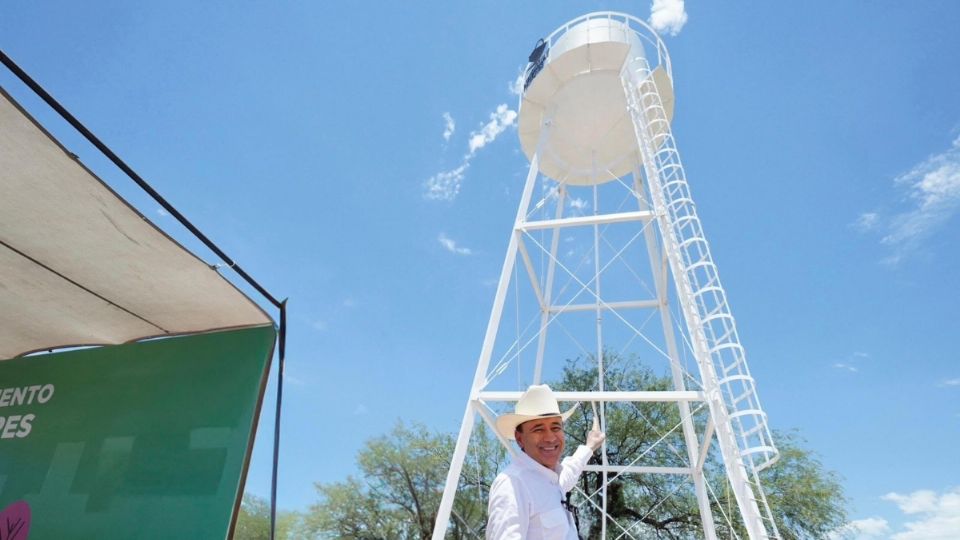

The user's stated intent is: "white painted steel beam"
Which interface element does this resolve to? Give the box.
[518,209,655,232]
[549,299,660,313]
[478,390,704,402]
[583,465,691,475]
[696,418,715,473]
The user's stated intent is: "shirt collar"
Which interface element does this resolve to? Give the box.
[514,447,561,481]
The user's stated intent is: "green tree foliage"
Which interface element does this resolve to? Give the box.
[305,356,847,539]
[301,421,506,539]
[555,355,848,539]
[234,493,301,540]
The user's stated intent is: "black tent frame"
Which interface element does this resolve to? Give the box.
[0,49,289,540]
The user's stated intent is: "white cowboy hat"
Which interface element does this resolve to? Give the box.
[495,384,579,441]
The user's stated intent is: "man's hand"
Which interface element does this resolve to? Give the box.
[588,402,606,451]
[587,428,605,451]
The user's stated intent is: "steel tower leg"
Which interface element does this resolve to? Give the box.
[432,127,550,540]
[633,168,718,540]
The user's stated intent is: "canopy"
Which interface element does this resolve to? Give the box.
[0,86,272,359]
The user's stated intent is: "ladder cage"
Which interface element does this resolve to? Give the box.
[433,12,783,540]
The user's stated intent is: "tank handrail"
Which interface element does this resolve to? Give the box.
[523,11,673,93]
[541,12,672,82]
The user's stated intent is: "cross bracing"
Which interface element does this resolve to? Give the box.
[433,12,780,540]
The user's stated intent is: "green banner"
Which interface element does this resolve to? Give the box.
[0,325,276,539]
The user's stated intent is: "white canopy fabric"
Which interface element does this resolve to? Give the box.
[0,87,272,359]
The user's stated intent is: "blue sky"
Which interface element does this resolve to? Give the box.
[2,1,959,538]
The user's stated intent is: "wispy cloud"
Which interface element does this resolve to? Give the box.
[438,233,473,255]
[468,104,518,156]
[442,112,455,142]
[425,163,470,201]
[828,517,891,539]
[883,487,960,539]
[308,298,356,333]
[884,136,960,250]
[509,71,525,96]
[833,487,960,539]
[649,0,688,36]
[857,135,960,263]
[353,404,368,416]
[568,197,589,213]
[853,212,879,232]
[424,102,518,201]
[939,378,960,387]
[283,372,306,386]
[157,207,170,217]
[833,352,868,373]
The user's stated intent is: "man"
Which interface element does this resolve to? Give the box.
[486,385,605,539]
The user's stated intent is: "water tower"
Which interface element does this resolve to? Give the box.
[433,12,781,539]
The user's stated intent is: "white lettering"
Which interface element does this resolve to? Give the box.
[37,384,55,404]
[1,415,20,439]
[0,384,55,408]
[16,414,34,438]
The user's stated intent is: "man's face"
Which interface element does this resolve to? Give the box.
[515,416,565,469]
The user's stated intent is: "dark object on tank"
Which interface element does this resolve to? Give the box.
[524,38,548,91]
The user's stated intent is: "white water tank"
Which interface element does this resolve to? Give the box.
[518,13,675,185]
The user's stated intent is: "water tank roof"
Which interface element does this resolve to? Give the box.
[518,12,674,185]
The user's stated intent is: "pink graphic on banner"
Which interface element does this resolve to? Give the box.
[0,501,30,539]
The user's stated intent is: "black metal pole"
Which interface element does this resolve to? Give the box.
[270,299,287,539]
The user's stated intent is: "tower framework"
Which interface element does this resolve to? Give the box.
[433,13,781,539]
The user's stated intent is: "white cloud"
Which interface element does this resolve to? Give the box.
[509,71,525,96]
[423,102,517,201]
[939,378,960,387]
[853,517,892,538]
[283,372,306,386]
[542,182,560,201]
[884,487,960,540]
[568,197,589,212]
[311,319,328,332]
[342,297,356,308]
[442,112,456,142]
[353,404,368,416]
[863,135,960,260]
[854,351,871,359]
[829,517,891,540]
[854,212,880,231]
[157,207,169,217]
[885,490,940,514]
[649,0,688,36]
[424,163,469,201]
[438,233,473,255]
[833,363,858,373]
[468,104,518,156]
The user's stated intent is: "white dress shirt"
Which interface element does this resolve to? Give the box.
[486,445,593,540]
